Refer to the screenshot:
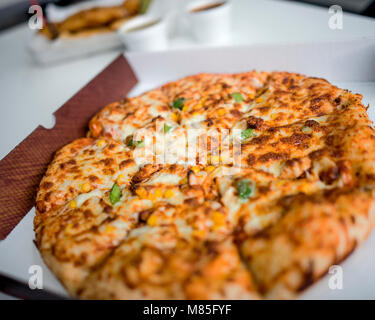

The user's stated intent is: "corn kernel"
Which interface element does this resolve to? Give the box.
[105,225,116,233]
[205,166,216,173]
[192,111,201,117]
[248,93,255,99]
[147,193,156,201]
[182,105,189,112]
[117,174,125,184]
[192,229,205,238]
[69,200,77,209]
[136,187,147,199]
[179,177,188,184]
[217,108,226,117]
[147,215,158,226]
[212,211,225,226]
[191,166,200,174]
[256,97,264,103]
[212,225,222,232]
[65,223,74,234]
[275,181,284,187]
[97,139,105,147]
[299,183,311,193]
[164,189,174,199]
[171,112,179,122]
[81,183,91,192]
[210,155,220,164]
[154,188,163,198]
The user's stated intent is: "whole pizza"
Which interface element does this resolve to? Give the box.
[34,72,375,299]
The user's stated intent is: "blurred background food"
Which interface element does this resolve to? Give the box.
[39,0,142,40]
[0,0,152,33]
[0,0,374,32]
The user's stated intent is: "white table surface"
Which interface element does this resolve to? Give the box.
[1,0,375,300]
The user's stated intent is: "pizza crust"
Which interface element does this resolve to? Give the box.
[240,188,375,299]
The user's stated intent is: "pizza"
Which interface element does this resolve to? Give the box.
[34,72,375,299]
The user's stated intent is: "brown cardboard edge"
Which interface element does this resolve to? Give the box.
[0,54,138,239]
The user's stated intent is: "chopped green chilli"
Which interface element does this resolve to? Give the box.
[125,136,134,147]
[125,136,144,148]
[173,98,185,110]
[139,0,152,14]
[235,179,255,200]
[232,92,244,102]
[241,128,255,141]
[110,183,122,205]
[135,140,145,148]
[164,124,172,133]
[301,126,312,134]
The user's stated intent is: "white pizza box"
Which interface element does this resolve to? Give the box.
[2,37,375,299]
[28,31,124,65]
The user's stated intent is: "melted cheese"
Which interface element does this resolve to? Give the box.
[75,189,103,207]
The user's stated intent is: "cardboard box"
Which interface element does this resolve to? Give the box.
[1,38,375,299]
